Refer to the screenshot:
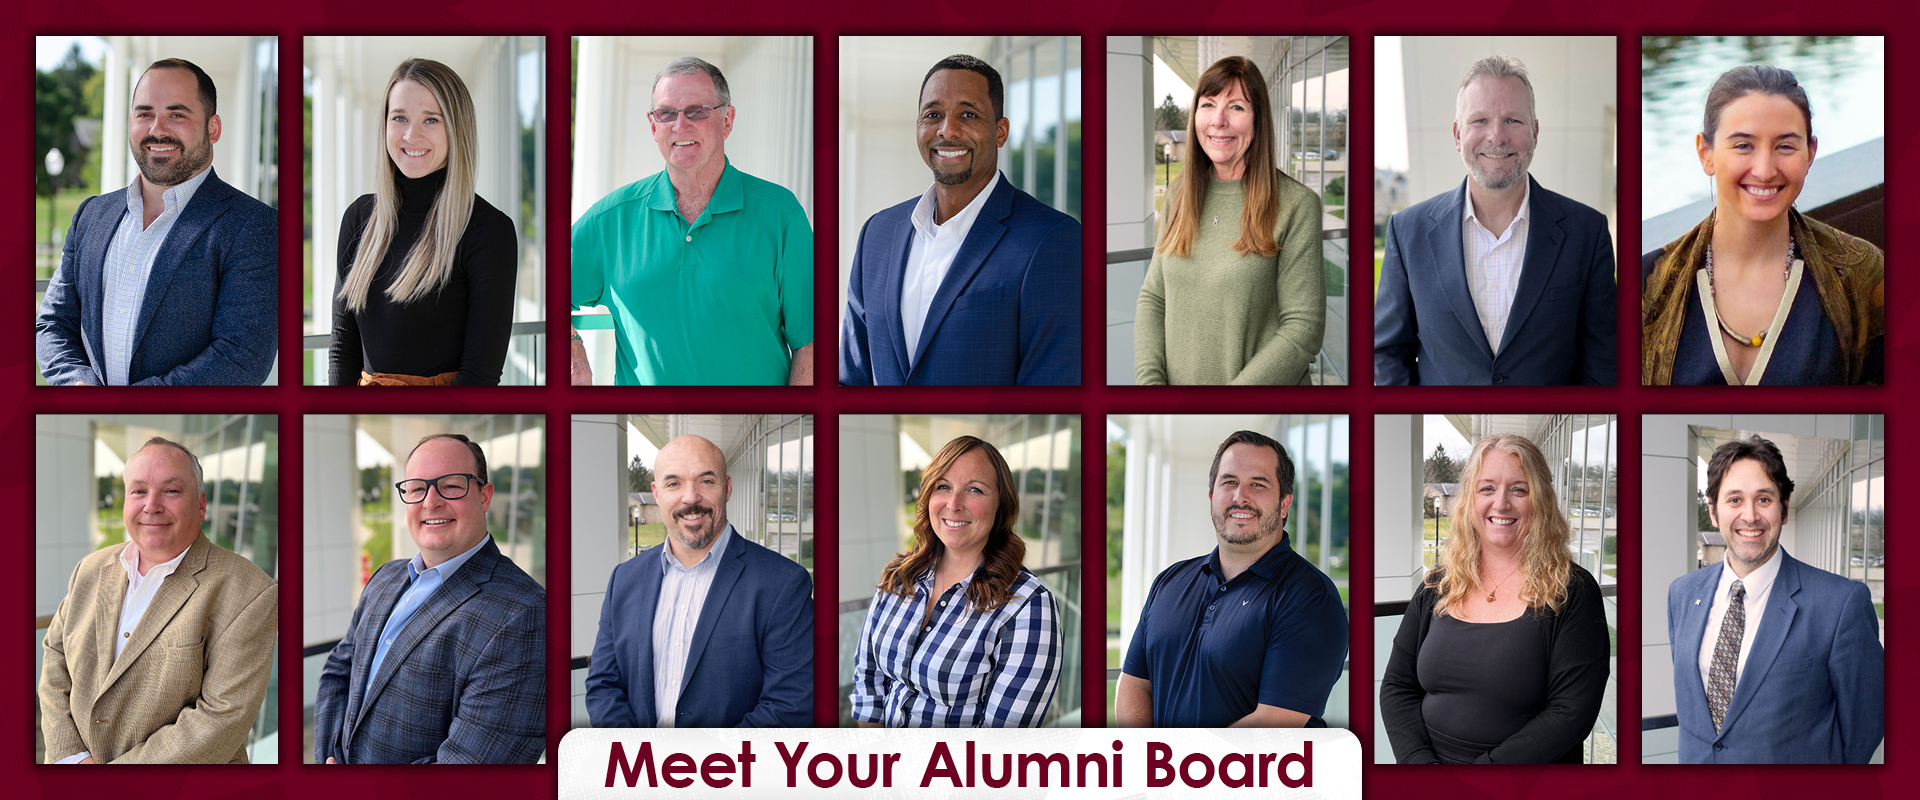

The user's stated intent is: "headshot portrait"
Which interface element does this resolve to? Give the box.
[571,37,815,386]
[571,414,815,728]
[840,415,1081,726]
[304,36,547,386]
[34,37,280,386]
[1109,415,1350,728]
[303,415,547,763]
[1642,416,1884,763]
[837,37,1082,386]
[1107,36,1348,385]
[1373,37,1618,386]
[1374,415,1616,763]
[1640,37,1884,385]
[36,415,280,763]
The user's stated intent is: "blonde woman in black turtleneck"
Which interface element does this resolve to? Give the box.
[331,58,517,386]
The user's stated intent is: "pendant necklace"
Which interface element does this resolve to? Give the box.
[1485,561,1523,602]
[1705,237,1796,348]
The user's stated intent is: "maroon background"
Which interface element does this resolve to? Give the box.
[7,0,1912,797]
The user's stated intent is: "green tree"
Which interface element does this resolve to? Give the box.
[1106,437,1126,576]
[629,455,653,493]
[1424,443,1461,483]
[1155,93,1187,132]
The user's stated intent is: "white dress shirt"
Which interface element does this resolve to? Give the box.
[58,542,193,763]
[900,172,1000,365]
[1697,546,1784,690]
[102,168,214,385]
[1460,179,1531,355]
[653,525,733,727]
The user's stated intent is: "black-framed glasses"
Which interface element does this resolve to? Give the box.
[395,473,484,504]
[648,104,727,124]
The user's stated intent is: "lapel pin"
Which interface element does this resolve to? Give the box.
[1694,599,1701,605]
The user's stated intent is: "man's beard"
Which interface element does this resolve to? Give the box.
[929,140,976,186]
[134,129,213,187]
[1213,503,1285,545]
[670,504,720,551]
[1464,147,1530,191]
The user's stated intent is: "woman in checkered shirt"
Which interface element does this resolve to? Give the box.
[851,436,1063,727]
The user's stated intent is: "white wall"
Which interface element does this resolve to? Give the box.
[838,416,903,604]
[1399,36,1616,228]
[36,416,96,618]
[570,414,626,728]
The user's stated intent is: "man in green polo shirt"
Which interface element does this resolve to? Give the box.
[571,56,813,385]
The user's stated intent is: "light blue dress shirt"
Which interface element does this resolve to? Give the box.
[368,535,491,682]
[102,168,213,385]
[652,525,732,727]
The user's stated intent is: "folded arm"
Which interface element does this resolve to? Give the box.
[35,196,103,386]
[738,565,815,727]
[1832,579,1885,764]
[1235,192,1326,384]
[1378,593,1438,763]
[982,589,1062,727]
[1016,217,1081,386]
[135,206,279,385]
[437,600,547,763]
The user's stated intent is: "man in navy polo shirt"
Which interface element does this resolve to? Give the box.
[1115,430,1349,727]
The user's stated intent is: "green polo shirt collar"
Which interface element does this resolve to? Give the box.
[644,158,746,227]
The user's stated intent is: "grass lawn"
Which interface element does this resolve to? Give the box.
[1152,160,1186,188]
[33,188,95,278]
[1875,602,1884,620]
[632,522,667,553]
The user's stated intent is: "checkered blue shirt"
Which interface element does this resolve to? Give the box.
[850,565,1060,727]
[101,169,213,385]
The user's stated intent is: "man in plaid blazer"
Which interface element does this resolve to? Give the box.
[314,434,546,764]
[39,438,277,763]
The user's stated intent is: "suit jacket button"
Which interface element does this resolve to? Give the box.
[1713,743,1723,751]
[1493,374,1506,384]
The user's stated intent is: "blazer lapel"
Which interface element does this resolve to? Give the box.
[101,537,207,693]
[880,214,916,382]
[1424,181,1494,358]
[1495,178,1567,355]
[91,544,134,692]
[78,190,127,376]
[131,172,230,355]
[343,565,406,740]
[1675,565,1717,727]
[629,549,665,725]
[678,535,748,706]
[910,177,1013,376]
[356,544,491,726]
[1718,553,1801,735]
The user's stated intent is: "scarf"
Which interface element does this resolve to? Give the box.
[1642,209,1883,385]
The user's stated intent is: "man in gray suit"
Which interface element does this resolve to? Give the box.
[314,434,545,764]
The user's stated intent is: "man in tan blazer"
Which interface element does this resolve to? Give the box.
[39,437,277,763]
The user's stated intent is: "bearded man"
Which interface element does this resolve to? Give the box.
[37,58,277,386]
[1115,430,1349,727]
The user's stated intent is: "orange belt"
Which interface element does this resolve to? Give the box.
[358,370,459,386]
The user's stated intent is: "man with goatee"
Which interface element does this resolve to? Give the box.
[587,434,814,727]
[1116,430,1348,727]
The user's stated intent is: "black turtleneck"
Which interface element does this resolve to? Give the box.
[329,167,518,385]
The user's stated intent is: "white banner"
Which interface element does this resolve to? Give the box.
[560,728,1360,799]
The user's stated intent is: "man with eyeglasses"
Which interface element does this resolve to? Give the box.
[314,434,545,764]
[571,56,813,386]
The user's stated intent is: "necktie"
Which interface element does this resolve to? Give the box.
[1707,579,1746,733]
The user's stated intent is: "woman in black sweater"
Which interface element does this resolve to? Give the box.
[331,58,517,386]
[1380,434,1610,764]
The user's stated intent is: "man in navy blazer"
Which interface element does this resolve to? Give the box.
[1666,436,1883,763]
[839,54,1079,386]
[315,434,546,764]
[1374,55,1614,386]
[586,435,813,727]
[35,58,276,386]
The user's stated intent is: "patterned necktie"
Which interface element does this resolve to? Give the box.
[1707,579,1747,733]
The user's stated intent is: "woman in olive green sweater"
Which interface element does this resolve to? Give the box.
[1135,56,1325,385]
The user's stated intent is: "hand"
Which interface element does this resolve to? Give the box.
[326,757,337,764]
[79,756,97,764]
[569,333,593,386]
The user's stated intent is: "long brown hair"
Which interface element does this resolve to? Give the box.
[338,58,479,312]
[877,435,1027,612]
[1430,434,1573,616]
[1158,55,1279,258]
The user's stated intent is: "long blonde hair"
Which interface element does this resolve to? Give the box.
[1158,56,1280,258]
[1431,434,1573,616]
[338,58,478,312]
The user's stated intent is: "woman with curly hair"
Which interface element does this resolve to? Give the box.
[850,435,1062,727]
[1380,434,1609,763]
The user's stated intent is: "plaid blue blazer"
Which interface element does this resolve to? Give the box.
[840,174,1081,386]
[314,538,545,763]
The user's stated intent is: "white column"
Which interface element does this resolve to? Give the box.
[571,414,625,727]
[310,52,337,337]
[101,38,130,193]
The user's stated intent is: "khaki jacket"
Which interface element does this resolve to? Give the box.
[39,535,276,763]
